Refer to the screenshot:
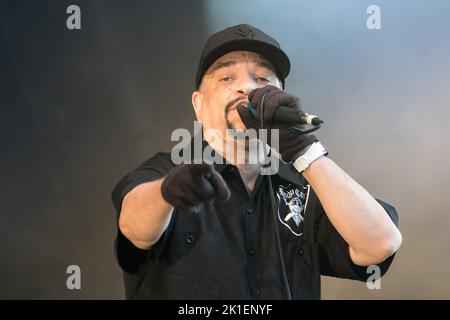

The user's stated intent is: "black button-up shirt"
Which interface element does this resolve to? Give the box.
[112,144,398,300]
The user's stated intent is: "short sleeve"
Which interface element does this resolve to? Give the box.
[315,195,399,282]
[111,152,174,273]
[111,152,174,212]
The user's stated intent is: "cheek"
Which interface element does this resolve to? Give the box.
[202,88,235,127]
[207,95,227,119]
[202,101,226,129]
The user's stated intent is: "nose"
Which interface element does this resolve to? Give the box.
[235,75,259,96]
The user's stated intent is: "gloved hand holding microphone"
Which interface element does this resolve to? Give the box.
[236,85,326,166]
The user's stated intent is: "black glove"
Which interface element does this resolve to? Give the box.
[161,164,231,210]
[237,85,318,162]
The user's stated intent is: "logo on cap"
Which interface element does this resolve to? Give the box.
[235,26,255,39]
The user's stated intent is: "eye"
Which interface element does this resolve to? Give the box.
[255,76,271,82]
[219,76,233,82]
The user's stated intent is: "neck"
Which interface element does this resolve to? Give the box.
[235,163,261,192]
[204,132,263,192]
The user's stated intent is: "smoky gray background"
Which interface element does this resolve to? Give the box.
[1,0,449,299]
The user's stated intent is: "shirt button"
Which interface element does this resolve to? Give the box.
[249,248,255,255]
[186,234,194,244]
[298,248,304,256]
[254,288,261,296]
[246,206,253,214]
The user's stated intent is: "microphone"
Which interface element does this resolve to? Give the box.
[273,106,323,126]
[247,102,323,126]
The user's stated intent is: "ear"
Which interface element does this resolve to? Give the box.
[192,90,203,123]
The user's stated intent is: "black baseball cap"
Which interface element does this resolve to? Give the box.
[195,23,291,89]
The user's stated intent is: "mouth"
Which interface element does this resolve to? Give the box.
[226,96,248,114]
[231,100,248,111]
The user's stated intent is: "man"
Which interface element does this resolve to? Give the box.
[111,24,402,299]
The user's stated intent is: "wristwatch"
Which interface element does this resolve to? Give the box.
[292,142,328,173]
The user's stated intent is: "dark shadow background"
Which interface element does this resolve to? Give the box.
[1,0,206,299]
[1,0,450,299]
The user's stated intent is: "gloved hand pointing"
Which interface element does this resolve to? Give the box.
[161,164,231,210]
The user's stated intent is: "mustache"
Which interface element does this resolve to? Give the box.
[225,96,247,114]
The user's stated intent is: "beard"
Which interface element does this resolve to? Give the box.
[223,96,257,156]
[225,95,247,130]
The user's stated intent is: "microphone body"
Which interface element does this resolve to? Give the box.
[273,106,323,126]
[246,102,323,126]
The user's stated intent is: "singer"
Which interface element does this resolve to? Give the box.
[111,24,402,299]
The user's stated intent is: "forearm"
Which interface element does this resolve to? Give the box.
[119,178,173,250]
[302,156,402,266]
